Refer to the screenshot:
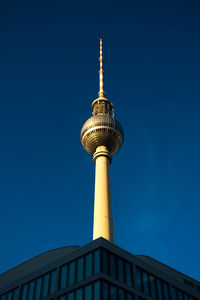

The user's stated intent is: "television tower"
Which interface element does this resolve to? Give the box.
[80,39,124,242]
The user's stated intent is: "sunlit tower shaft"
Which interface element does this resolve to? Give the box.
[81,39,124,242]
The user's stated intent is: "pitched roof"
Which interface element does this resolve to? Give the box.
[0,246,79,289]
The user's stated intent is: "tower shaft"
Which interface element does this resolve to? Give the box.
[93,146,113,242]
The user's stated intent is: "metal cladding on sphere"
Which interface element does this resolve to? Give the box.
[81,114,124,155]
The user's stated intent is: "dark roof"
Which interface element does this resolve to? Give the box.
[136,255,200,285]
[0,246,79,289]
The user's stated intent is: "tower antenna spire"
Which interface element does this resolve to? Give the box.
[99,38,104,97]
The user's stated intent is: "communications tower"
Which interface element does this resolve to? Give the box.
[80,39,124,242]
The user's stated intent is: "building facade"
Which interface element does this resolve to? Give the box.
[0,238,199,300]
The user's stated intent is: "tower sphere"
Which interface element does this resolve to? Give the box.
[81,112,124,156]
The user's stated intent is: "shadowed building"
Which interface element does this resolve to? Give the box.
[0,238,199,300]
[0,40,199,300]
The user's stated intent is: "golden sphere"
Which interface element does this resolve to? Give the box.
[81,115,124,155]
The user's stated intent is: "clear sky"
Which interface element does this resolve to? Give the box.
[0,0,200,281]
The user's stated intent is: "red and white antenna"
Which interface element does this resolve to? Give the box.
[98,38,104,97]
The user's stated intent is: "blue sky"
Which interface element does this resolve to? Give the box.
[0,1,200,281]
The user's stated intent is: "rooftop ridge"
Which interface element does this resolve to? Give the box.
[136,255,200,285]
[0,246,79,290]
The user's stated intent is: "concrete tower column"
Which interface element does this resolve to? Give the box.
[93,146,113,242]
